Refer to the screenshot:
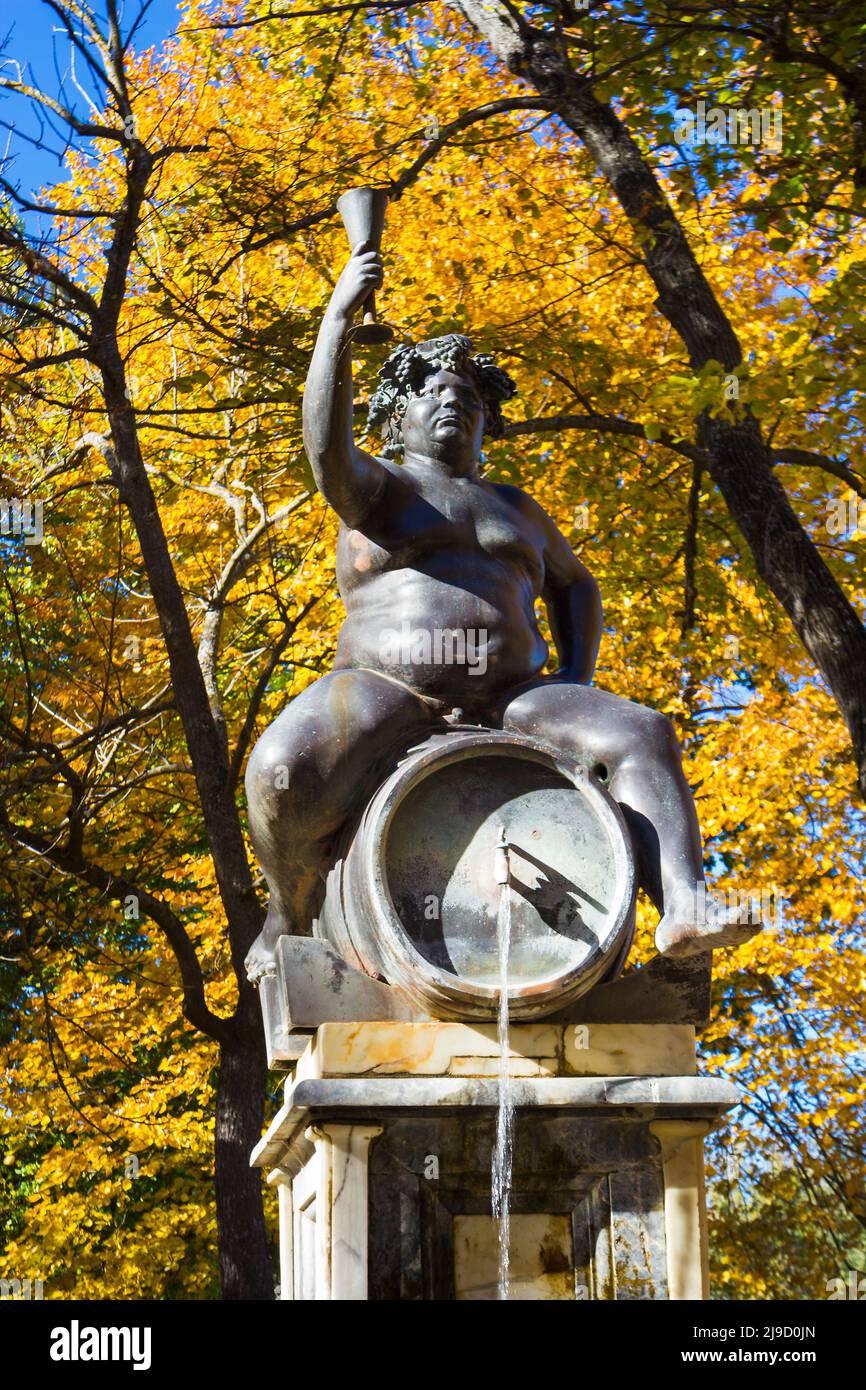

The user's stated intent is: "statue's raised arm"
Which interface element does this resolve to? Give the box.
[302,242,387,527]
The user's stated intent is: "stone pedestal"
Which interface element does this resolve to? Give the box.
[251,1021,736,1301]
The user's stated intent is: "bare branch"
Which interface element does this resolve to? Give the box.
[505,412,866,501]
[0,173,118,221]
[204,0,424,31]
[772,447,866,500]
[0,224,98,318]
[218,97,557,272]
[197,493,311,738]
[503,409,707,465]
[0,72,120,142]
[1,815,229,1040]
[389,97,556,200]
[228,595,323,795]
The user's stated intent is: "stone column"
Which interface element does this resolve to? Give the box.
[265,1168,294,1300]
[308,1123,383,1301]
[252,1021,736,1301]
[650,1119,712,1300]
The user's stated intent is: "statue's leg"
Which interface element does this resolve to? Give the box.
[497,681,760,957]
[244,668,437,982]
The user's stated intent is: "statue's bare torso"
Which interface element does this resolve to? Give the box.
[335,463,549,703]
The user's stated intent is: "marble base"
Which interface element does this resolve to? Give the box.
[258,943,712,1068]
[252,1022,735,1301]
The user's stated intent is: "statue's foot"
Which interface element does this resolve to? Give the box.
[244,908,287,985]
[655,894,764,958]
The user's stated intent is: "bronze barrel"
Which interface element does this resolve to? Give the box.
[315,729,637,1021]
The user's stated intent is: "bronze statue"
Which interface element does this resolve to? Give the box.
[243,230,760,984]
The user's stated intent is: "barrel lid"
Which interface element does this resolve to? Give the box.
[357,731,636,1020]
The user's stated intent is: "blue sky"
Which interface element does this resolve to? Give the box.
[1,0,182,201]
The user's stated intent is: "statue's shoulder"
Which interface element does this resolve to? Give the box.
[488,478,528,501]
[487,478,545,516]
[378,456,406,480]
[362,455,410,489]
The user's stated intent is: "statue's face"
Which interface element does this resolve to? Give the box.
[400,369,485,465]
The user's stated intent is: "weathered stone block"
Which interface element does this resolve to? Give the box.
[253,1021,734,1301]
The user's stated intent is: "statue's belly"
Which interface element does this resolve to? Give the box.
[334,567,548,704]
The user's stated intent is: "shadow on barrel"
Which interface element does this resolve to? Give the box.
[506,844,603,951]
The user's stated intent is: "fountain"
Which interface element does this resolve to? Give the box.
[251,737,736,1301]
[252,735,736,1300]
[491,828,513,1300]
[246,178,750,1302]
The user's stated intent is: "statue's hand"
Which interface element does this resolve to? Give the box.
[328,241,384,322]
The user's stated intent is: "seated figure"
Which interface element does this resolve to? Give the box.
[244,242,759,982]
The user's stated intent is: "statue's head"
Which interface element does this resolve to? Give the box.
[367,335,517,464]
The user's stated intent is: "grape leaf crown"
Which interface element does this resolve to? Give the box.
[367,334,517,457]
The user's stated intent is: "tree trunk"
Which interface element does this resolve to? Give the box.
[95,343,265,973]
[92,343,272,1296]
[215,992,275,1300]
[451,2,866,796]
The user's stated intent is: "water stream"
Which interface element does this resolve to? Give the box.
[491,866,513,1301]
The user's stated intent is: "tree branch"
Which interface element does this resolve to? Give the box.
[228,594,324,796]
[218,97,557,272]
[0,225,99,318]
[504,412,866,500]
[772,447,866,500]
[196,493,311,742]
[503,409,706,464]
[388,96,557,200]
[0,816,230,1041]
